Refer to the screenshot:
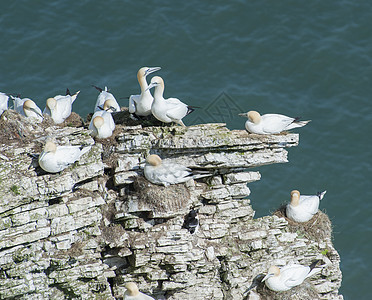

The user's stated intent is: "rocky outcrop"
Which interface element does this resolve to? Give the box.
[0,110,342,299]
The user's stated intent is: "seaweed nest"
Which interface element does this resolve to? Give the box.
[59,112,85,128]
[273,204,332,242]
[252,279,320,300]
[132,176,191,215]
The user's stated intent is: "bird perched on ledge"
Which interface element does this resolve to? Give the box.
[123,282,154,300]
[0,92,9,115]
[11,95,43,122]
[129,66,161,117]
[89,99,116,139]
[286,190,327,223]
[146,76,195,126]
[38,141,91,173]
[43,89,80,124]
[239,110,310,134]
[262,261,321,291]
[92,85,120,113]
[143,154,194,187]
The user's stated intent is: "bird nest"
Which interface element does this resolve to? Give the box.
[251,279,319,300]
[273,204,332,242]
[131,176,191,216]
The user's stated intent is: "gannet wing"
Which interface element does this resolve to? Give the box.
[261,114,295,133]
[129,95,139,113]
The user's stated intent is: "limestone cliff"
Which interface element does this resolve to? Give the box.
[0,110,342,299]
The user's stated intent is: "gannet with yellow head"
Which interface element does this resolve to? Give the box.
[238,110,310,134]
[129,66,161,116]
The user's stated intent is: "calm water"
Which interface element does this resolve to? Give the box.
[1,1,371,298]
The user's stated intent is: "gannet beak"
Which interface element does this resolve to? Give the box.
[33,109,44,119]
[145,82,157,92]
[107,106,117,112]
[261,273,274,282]
[145,67,161,76]
[238,113,247,117]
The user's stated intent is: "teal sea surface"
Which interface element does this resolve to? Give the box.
[1,1,371,298]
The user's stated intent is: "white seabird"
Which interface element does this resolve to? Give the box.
[123,282,154,300]
[129,66,161,116]
[0,92,9,115]
[11,95,43,121]
[238,111,311,134]
[38,141,91,173]
[88,99,116,139]
[43,89,80,124]
[262,261,321,292]
[92,85,120,112]
[143,154,193,187]
[147,76,194,126]
[286,190,327,223]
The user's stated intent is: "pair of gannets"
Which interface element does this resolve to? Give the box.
[11,95,43,122]
[0,92,9,115]
[130,67,194,126]
[44,89,80,124]
[38,141,91,173]
[239,111,311,134]
[286,190,327,222]
[124,282,154,300]
[88,99,116,139]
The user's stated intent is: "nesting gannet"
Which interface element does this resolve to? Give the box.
[11,95,43,121]
[88,99,116,139]
[238,111,310,134]
[183,209,199,234]
[262,261,321,291]
[286,190,326,223]
[129,66,161,116]
[38,141,91,173]
[0,92,9,115]
[43,89,80,124]
[147,76,194,126]
[143,154,193,187]
[123,282,154,300]
[92,85,120,112]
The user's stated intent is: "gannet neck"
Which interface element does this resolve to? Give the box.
[248,111,261,124]
[150,76,165,101]
[46,98,57,110]
[146,154,162,166]
[93,116,104,129]
[124,282,139,296]
[290,190,301,206]
[44,141,57,154]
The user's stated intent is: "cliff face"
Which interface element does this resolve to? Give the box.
[0,111,342,299]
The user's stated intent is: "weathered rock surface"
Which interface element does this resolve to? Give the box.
[0,110,342,299]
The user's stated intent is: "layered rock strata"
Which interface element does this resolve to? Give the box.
[0,111,342,299]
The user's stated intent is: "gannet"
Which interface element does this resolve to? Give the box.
[123,282,154,300]
[129,66,161,116]
[147,76,194,126]
[43,89,80,124]
[183,209,199,234]
[88,99,116,139]
[262,261,321,291]
[143,154,193,186]
[238,111,310,134]
[92,85,120,112]
[11,95,43,121]
[38,141,91,173]
[0,92,9,115]
[286,190,327,223]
